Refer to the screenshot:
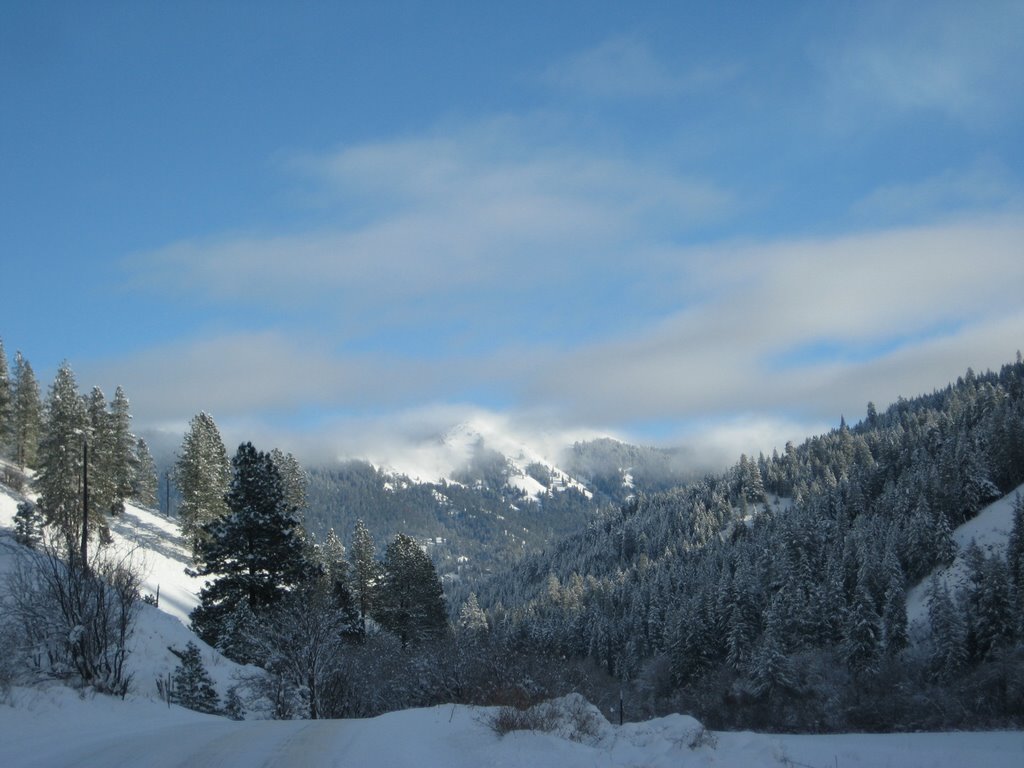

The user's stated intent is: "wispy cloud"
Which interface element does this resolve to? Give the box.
[128,120,731,343]
[852,157,1021,222]
[820,0,1024,128]
[543,35,738,99]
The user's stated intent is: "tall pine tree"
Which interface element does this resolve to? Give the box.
[349,519,379,640]
[131,437,159,508]
[108,386,135,510]
[190,442,309,656]
[175,412,231,551]
[374,533,447,647]
[9,351,41,468]
[84,386,118,517]
[35,363,93,555]
[0,338,10,455]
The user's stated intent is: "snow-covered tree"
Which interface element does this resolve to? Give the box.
[927,576,967,681]
[171,641,220,714]
[13,499,43,548]
[270,448,307,516]
[457,592,489,636]
[246,583,349,719]
[962,544,1014,661]
[749,595,794,697]
[35,363,95,556]
[8,351,41,468]
[841,577,880,677]
[108,386,135,509]
[349,519,379,640]
[0,337,10,453]
[190,442,309,656]
[313,528,359,637]
[84,386,118,518]
[375,533,447,647]
[131,437,158,508]
[174,412,231,551]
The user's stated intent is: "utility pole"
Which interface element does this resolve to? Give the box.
[81,436,89,571]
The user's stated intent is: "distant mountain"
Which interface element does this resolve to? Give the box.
[301,421,708,599]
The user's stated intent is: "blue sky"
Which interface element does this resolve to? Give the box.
[2,1,1023,465]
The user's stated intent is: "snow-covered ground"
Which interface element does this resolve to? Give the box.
[2,480,1023,767]
[2,686,1022,768]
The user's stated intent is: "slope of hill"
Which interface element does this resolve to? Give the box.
[905,482,1024,625]
[0,484,249,705]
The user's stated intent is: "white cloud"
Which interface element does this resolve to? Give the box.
[530,214,1024,426]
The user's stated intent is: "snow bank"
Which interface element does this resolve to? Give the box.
[2,689,1022,768]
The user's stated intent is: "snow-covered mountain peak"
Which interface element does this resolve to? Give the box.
[366,414,597,500]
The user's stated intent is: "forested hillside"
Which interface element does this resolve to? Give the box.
[473,359,1024,730]
[304,460,600,589]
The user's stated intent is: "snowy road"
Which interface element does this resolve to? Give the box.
[4,694,1024,768]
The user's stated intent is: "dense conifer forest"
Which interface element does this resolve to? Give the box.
[469,358,1024,730]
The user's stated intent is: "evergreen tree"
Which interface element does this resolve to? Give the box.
[841,576,881,677]
[1010,493,1024,635]
[190,442,309,654]
[171,642,220,714]
[374,533,448,647]
[13,499,44,548]
[880,574,908,656]
[927,576,967,681]
[457,592,489,636]
[669,596,715,686]
[9,351,41,468]
[1007,494,1024,592]
[0,338,10,454]
[223,685,245,720]
[349,519,379,640]
[724,568,759,671]
[35,363,94,555]
[315,528,359,636]
[270,448,307,516]
[749,594,794,697]
[932,503,956,567]
[131,437,159,507]
[175,412,231,551]
[962,545,1014,661]
[84,386,119,517]
[108,386,135,509]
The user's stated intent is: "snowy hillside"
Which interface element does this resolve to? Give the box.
[0,485,250,703]
[0,482,200,625]
[906,482,1024,625]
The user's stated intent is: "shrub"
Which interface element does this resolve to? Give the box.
[3,544,140,696]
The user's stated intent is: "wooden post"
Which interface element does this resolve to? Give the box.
[81,437,89,570]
